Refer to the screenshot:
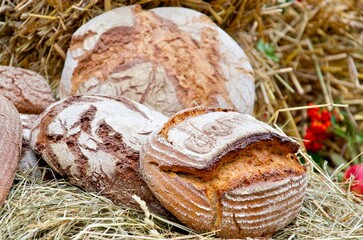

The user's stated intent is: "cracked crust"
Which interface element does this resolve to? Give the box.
[0,66,55,114]
[0,95,22,207]
[29,95,169,215]
[139,107,307,238]
[60,5,255,116]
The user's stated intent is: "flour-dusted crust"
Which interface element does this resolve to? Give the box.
[0,95,22,207]
[30,95,168,214]
[0,66,55,114]
[140,107,307,238]
[19,114,42,177]
[60,5,255,116]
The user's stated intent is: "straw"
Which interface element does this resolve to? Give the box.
[0,0,363,239]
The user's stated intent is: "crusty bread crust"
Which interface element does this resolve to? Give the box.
[140,107,307,238]
[0,95,22,207]
[30,95,169,214]
[0,66,55,114]
[60,5,255,115]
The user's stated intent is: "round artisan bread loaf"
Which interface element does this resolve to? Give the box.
[0,94,22,207]
[140,107,307,238]
[29,95,168,214]
[59,5,255,116]
[0,66,55,114]
[19,114,42,177]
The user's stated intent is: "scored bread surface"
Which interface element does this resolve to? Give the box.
[140,108,307,238]
[30,95,168,214]
[60,5,255,115]
[0,95,22,207]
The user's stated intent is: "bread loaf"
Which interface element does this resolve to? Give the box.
[19,114,42,177]
[30,95,168,214]
[140,107,307,238]
[0,66,55,114]
[59,5,255,116]
[0,94,22,207]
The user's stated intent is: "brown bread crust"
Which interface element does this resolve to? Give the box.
[30,95,168,215]
[60,5,255,116]
[0,95,22,207]
[140,107,307,238]
[0,66,55,114]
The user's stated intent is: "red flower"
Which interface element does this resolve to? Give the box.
[304,128,324,152]
[307,103,320,120]
[304,103,332,152]
[344,164,363,195]
[320,109,332,123]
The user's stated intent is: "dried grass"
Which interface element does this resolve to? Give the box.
[1,0,363,239]
[233,0,363,162]
[1,154,363,239]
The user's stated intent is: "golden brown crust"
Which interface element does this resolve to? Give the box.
[70,9,231,109]
[60,6,255,115]
[0,95,22,207]
[154,108,300,181]
[139,107,307,238]
[0,66,55,114]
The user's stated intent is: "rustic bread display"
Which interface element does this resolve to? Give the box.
[29,95,168,214]
[19,114,42,177]
[0,95,22,207]
[59,5,255,116]
[140,107,307,238]
[0,66,55,114]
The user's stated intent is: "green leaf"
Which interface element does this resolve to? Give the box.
[257,39,279,62]
[330,126,348,139]
[309,152,324,167]
[336,171,345,182]
[355,134,363,144]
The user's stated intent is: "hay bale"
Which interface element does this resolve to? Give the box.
[1,0,363,238]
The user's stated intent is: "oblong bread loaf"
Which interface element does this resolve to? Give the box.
[59,5,255,116]
[140,107,307,238]
[0,94,22,207]
[0,66,55,114]
[30,95,168,214]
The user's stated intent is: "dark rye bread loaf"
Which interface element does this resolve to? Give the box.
[59,5,255,116]
[0,95,22,207]
[140,107,307,238]
[0,66,55,114]
[29,95,168,214]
